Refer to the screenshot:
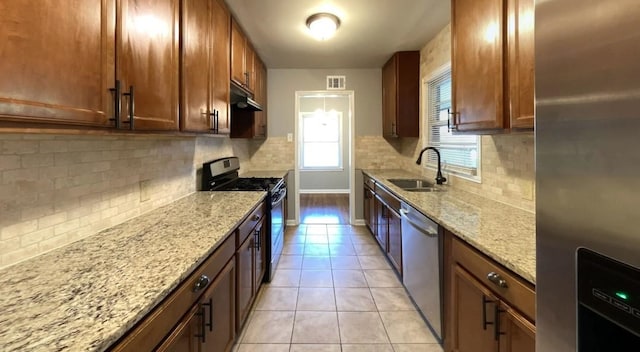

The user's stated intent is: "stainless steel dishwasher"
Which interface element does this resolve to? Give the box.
[400,202,442,341]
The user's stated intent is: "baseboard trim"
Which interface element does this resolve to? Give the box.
[299,189,350,194]
[353,219,365,226]
[286,219,297,226]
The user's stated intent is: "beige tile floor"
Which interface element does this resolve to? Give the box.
[233,224,443,352]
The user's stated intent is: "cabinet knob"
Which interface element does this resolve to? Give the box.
[193,275,210,292]
[252,214,260,221]
[487,272,508,288]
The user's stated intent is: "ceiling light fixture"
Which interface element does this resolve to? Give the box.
[306,13,340,41]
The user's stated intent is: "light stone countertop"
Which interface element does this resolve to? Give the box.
[363,169,536,284]
[239,169,289,179]
[0,191,266,352]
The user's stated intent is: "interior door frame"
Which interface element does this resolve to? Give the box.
[293,90,356,225]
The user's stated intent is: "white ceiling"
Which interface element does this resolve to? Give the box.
[225,0,451,69]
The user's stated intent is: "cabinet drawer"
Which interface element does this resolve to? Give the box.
[364,174,376,190]
[376,185,401,214]
[238,202,265,246]
[111,232,236,351]
[451,237,535,322]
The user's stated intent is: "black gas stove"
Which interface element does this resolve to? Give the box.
[200,157,286,282]
[215,177,283,192]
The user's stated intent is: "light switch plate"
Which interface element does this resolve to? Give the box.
[287,133,293,142]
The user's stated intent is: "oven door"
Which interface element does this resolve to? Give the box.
[268,186,286,281]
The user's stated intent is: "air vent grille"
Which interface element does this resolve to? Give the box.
[327,76,346,90]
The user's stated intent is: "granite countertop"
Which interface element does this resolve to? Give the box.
[363,169,536,284]
[0,191,266,352]
[240,170,289,179]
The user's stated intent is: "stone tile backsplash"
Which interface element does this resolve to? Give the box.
[0,134,251,268]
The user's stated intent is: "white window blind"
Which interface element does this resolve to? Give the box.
[426,70,480,177]
[301,111,342,169]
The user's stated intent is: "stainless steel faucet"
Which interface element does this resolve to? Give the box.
[416,147,447,185]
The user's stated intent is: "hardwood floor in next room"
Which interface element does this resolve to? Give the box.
[232,193,442,352]
[300,194,349,225]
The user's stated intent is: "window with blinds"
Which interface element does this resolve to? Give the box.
[426,69,480,179]
[301,111,343,169]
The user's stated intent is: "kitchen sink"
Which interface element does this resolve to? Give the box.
[387,179,446,192]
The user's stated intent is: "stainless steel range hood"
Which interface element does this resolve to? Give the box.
[230,82,262,111]
[234,96,262,111]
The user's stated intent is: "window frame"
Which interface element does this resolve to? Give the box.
[299,110,344,171]
[423,64,481,183]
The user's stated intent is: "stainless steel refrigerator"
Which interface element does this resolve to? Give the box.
[536,1,640,351]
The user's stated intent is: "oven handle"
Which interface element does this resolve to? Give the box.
[271,189,287,206]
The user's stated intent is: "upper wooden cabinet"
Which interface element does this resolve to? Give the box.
[230,19,255,94]
[211,0,231,135]
[451,0,534,133]
[0,0,116,128]
[245,44,256,93]
[230,56,267,139]
[117,0,180,131]
[507,0,535,129]
[382,51,420,138]
[253,58,267,138]
[181,0,230,134]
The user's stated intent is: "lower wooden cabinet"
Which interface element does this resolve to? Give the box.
[203,258,236,352]
[111,201,266,352]
[363,176,376,235]
[498,301,536,352]
[236,206,266,332]
[156,304,202,352]
[368,182,402,276]
[158,259,235,352]
[236,232,254,331]
[374,195,388,251]
[450,264,499,352]
[445,233,535,352]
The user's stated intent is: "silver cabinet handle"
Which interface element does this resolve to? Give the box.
[399,208,438,237]
[487,272,508,288]
[193,275,210,292]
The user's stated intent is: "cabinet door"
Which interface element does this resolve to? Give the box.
[450,264,498,352]
[374,196,388,251]
[117,0,180,131]
[253,59,267,138]
[180,0,212,132]
[211,0,230,134]
[364,187,372,232]
[387,208,402,275]
[452,0,506,132]
[382,56,397,137]
[156,304,201,352]
[236,235,254,331]
[498,301,535,352]
[507,0,534,129]
[0,0,115,127]
[253,223,266,292]
[202,259,236,352]
[244,44,255,93]
[230,20,246,86]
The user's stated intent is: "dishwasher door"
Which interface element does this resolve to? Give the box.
[400,202,442,341]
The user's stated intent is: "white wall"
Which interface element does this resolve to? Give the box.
[267,69,382,137]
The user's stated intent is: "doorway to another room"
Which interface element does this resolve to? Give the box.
[294,91,355,225]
